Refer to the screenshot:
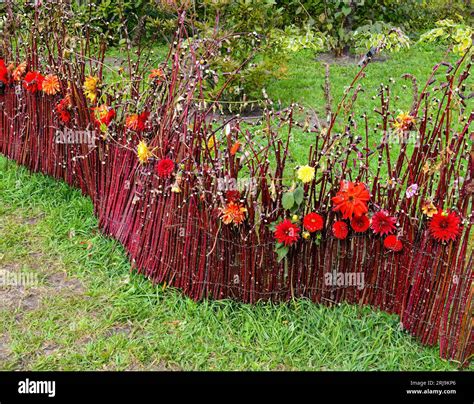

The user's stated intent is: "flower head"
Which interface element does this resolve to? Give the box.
[230,141,241,156]
[226,190,241,203]
[220,201,247,225]
[332,221,349,240]
[149,68,165,81]
[303,212,324,233]
[126,111,149,132]
[297,165,315,183]
[12,62,27,82]
[156,158,174,178]
[56,96,72,124]
[332,181,370,219]
[274,219,300,246]
[137,141,153,164]
[421,201,437,218]
[384,235,403,252]
[42,74,60,95]
[350,215,370,233]
[84,75,99,103]
[393,111,415,132]
[429,210,462,242]
[0,59,8,84]
[23,71,44,93]
[371,210,396,236]
[92,104,115,129]
[405,183,418,199]
[171,184,181,193]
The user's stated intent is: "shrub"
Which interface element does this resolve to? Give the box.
[353,22,410,54]
[418,19,473,55]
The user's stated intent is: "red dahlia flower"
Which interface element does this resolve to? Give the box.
[23,71,44,93]
[274,219,300,246]
[303,212,324,233]
[332,221,349,240]
[92,105,115,128]
[0,59,8,85]
[350,215,370,233]
[156,158,175,178]
[332,181,370,219]
[371,210,397,236]
[226,190,241,203]
[384,235,403,252]
[125,111,149,132]
[429,210,462,242]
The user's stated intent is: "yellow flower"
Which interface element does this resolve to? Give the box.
[292,214,299,222]
[297,165,315,183]
[393,112,415,132]
[137,140,152,164]
[302,231,310,240]
[171,182,181,193]
[83,75,99,103]
[207,135,215,149]
[421,201,437,218]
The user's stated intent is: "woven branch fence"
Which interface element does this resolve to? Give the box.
[0,3,472,366]
[0,85,472,365]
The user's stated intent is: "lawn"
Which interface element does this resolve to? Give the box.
[0,155,460,371]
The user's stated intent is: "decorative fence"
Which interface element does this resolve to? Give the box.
[0,6,472,366]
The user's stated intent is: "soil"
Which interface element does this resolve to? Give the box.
[316,52,389,66]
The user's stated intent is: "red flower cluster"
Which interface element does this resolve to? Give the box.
[332,221,349,240]
[156,158,174,178]
[274,219,300,246]
[23,71,44,93]
[371,210,397,236]
[56,96,71,124]
[429,210,462,242]
[303,212,324,233]
[332,181,370,219]
[384,235,403,252]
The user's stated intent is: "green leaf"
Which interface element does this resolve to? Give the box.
[276,245,289,262]
[282,192,295,210]
[342,6,352,16]
[293,187,304,206]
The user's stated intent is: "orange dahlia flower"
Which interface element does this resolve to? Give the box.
[332,181,370,219]
[42,74,60,95]
[220,202,247,225]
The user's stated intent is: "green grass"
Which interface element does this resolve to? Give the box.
[0,156,461,371]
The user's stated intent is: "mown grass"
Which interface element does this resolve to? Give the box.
[0,156,461,371]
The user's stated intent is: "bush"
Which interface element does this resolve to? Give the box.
[418,19,473,55]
